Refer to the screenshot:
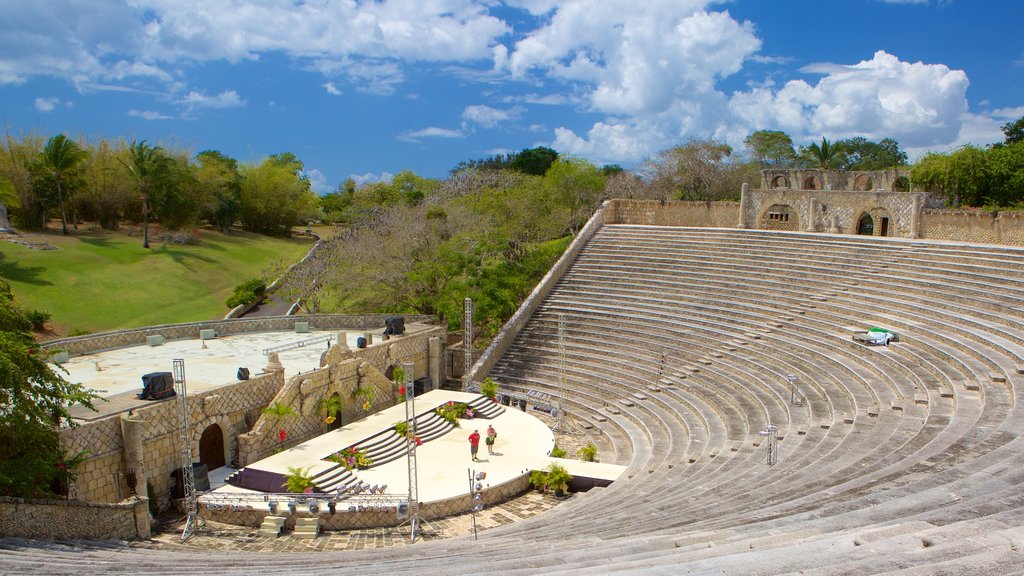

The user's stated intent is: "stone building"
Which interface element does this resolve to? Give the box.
[739,168,925,238]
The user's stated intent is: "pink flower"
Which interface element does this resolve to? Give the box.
[398,385,406,396]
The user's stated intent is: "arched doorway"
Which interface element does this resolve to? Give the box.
[801,176,821,190]
[857,214,874,236]
[770,175,789,189]
[199,424,226,470]
[893,176,910,192]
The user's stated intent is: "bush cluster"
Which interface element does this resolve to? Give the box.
[225,278,266,308]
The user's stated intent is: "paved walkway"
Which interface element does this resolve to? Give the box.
[144,490,565,552]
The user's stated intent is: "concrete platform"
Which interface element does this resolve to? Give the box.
[61,328,401,421]
[207,390,625,508]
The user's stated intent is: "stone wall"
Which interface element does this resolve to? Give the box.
[740,188,925,238]
[920,209,1024,246]
[199,473,530,530]
[62,370,285,509]
[238,327,445,465]
[604,199,740,227]
[0,496,150,541]
[41,313,436,356]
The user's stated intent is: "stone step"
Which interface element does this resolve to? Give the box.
[258,515,286,537]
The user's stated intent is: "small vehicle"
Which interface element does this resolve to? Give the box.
[852,327,900,346]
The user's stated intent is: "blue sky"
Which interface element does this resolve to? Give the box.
[1,0,1021,194]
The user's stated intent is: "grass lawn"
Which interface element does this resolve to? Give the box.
[0,227,314,337]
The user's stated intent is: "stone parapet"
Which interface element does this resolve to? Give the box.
[0,496,150,541]
[920,209,1024,245]
[41,314,437,356]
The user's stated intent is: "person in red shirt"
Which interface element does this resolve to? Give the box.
[469,429,481,461]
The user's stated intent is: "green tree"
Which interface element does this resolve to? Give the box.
[1002,116,1024,146]
[195,150,241,232]
[744,130,796,167]
[645,139,737,201]
[40,134,87,235]
[510,146,559,176]
[0,176,18,210]
[543,157,606,234]
[837,137,908,170]
[801,137,845,169]
[0,279,98,497]
[121,140,165,248]
[239,155,318,235]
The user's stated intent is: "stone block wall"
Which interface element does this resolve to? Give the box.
[61,370,285,509]
[238,327,445,465]
[0,496,150,541]
[605,199,740,227]
[920,209,1024,245]
[199,472,530,531]
[41,313,436,356]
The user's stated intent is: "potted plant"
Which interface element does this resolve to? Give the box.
[327,446,373,470]
[577,442,598,462]
[282,466,317,493]
[544,463,573,498]
[318,394,344,427]
[480,377,499,402]
[353,386,376,412]
[394,420,411,437]
[529,469,548,493]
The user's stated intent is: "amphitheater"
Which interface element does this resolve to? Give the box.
[6,189,1024,573]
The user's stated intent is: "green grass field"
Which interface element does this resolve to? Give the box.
[0,228,314,337]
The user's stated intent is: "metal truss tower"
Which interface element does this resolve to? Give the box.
[463,297,473,391]
[173,359,203,541]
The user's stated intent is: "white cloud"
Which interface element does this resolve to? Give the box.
[351,171,394,186]
[461,104,522,128]
[728,51,969,148]
[324,82,342,96]
[304,168,330,194]
[179,89,246,109]
[992,106,1024,120]
[34,97,60,112]
[128,109,173,120]
[397,126,465,143]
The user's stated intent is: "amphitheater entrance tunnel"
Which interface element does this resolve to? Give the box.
[199,423,226,471]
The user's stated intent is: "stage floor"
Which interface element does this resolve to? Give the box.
[208,390,625,507]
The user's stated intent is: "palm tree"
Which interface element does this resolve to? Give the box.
[120,140,163,248]
[804,137,844,170]
[41,134,87,235]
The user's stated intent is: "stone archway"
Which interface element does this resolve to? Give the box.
[857,213,874,236]
[770,174,789,189]
[761,204,799,231]
[893,176,910,192]
[199,423,226,471]
[801,176,821,190]
[853,174,874,191]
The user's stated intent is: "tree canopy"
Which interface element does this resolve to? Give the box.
[0,279,98,497]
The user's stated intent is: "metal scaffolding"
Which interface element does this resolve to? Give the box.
[463,297,474,391]
[173,359,203,541]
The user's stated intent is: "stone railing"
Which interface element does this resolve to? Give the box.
[0,495,151,541]
[468,203,608,386]
[41,314,437,356]
[199,472,530,531]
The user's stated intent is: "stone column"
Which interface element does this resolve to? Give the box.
[738,183,750,228]
[120,414,146,498]
[910,193,923,238]
[806,198,819,232]
[428,336,443,391]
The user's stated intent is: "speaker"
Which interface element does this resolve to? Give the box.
[519,399,527,411]
[357,336,367,349]
[237,367,250,381]
[170,463,211,498]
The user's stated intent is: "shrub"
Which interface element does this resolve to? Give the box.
[282,466,317,493]
[480,377,499,400]
[225,278,267,308]
[577,442,598,462]
[26,309,51,330]
[550,445,567,458]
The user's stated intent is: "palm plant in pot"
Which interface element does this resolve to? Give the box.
[544,462,573,497]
